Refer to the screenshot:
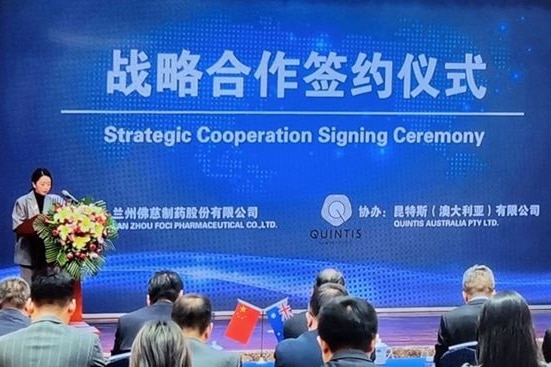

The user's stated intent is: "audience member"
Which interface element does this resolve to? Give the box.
[318,296,378,367]
[434,264,495,367]
[172,293,241,367]
[463,291,546,367]
[130,320,191,367]
[112,269,184,355]
[283,267,346,339]
[275,283,348,367]
[0,270,105,367]
[543,329,551,363]
[0,276,31,336]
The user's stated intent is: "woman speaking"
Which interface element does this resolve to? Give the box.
[11,168,64,283]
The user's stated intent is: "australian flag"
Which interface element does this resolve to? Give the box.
[265,298,293,342]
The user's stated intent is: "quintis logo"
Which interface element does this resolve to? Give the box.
[310,194,362,241]
[321,194,352,226]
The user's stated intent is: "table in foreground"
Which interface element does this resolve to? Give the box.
[71,321,100,335]
[243,358,429,367]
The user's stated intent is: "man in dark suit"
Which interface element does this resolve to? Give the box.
[318,296,378,367]
[0,277,31,336]
[433,264,495,367]
[543,329,551,363]
[111,269,184,355]
[172,293,241,367]
[0,270,105,367]
[275,283,348,367]
[283,268,346,339]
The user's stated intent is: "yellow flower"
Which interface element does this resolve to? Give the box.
[53,206,74,224]
[58,225,73,241]
[79,215,93,233]
[92,223,104,238]
[73,235,91,250]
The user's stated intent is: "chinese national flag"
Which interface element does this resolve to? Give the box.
[224,299,262,344]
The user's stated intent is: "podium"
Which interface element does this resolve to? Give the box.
[71,280,84,322]
[68,281,99,335]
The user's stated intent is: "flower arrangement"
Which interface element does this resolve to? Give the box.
[33,198,118,280]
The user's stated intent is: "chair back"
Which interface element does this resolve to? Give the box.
[440,341,477,367]
[107,352,131,367]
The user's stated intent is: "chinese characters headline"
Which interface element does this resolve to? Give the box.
[107,49,487,100]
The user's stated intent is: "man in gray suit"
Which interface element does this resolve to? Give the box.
[172,293,241,367]
[0,270,105,367]
[0,276,31,336]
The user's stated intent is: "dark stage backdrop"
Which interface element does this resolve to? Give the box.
[1,0,550,313]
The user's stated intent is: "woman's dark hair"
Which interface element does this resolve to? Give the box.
[30,168,52,190]
[477,291,542,367]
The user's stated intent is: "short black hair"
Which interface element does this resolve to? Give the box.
[309,282,348,317]
[318,296,378,353]
[30,168,53,191]
[315,268,345,288]
[148,270,183,304]
[31,168,52,184]
[31,269,74,307]
[172,293,212,334]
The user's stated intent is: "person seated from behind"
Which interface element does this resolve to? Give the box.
[275,283,348,367]
[283,267,346,339]
[171,293,241,367]
[434,264,495,367]
[130,320,191,367]
[0,270,105,367]
[462,291,546,367]
[318,296,378,367]
[112,269,184,355]
[0,276,31,336]
[543,328,551,363]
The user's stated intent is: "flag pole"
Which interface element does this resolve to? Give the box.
[259,309,265,362]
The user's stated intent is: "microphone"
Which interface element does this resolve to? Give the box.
[61,189,79,202]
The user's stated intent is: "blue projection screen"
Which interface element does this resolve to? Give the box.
[1,0,550,313]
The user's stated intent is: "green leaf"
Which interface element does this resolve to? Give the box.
[56,252,68,267]
[103,240,116,252]
[65,261,82,280]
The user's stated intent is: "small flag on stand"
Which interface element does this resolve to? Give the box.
[265,298,293,342]
[225,299,262,344]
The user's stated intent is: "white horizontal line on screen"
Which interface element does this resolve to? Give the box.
[60,109,525,117]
